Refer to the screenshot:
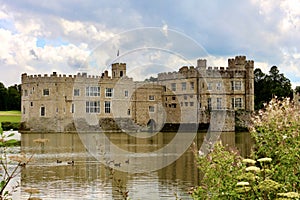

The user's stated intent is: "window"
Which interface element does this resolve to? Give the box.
[171,83,176,91]
[149,106,155,112]
[185,102,188,106]
[71,104,75,113]
[184,95,187,100]
[207,82,212,90]
[105,88,113,97]
[235,98,242,108]
[217,98,222,109]
[216,82,222,90]
[74,89,80,96]
[207,98,212,110]
[120,71,123,77]
[125,90,128,97]
[86,86,100,96]
[190,82,194,90]
[105,101,111,113]
[24,90,28,96]
[232,81,242,90]
[235,81,242,90]
[30,102,33,107]
[43,89,49,96]
[231,98,235,109]
[40,106,45,116]
[190,102,194,106]
[86,101,100,113]
[181,82,186,91]
[171,103,177,108]
[127,109,131,115]
[172,96,176,100]
[149,95,155,101]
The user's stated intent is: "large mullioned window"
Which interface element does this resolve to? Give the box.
[86,86,100,96]
[86,101,100,113]
[105,88,113,97]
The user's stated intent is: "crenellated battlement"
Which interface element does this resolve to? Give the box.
[158,55,253,81]
[21,72,101,84]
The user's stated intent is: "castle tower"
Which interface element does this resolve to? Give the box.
[112,63,126,79]
[245,60,254,111]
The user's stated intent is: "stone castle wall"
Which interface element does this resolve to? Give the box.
[21,56,254,132]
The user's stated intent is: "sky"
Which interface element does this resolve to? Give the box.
[0,0,300,88]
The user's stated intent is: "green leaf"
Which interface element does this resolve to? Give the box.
[4,139,18,146]
[0,180,6,190]
[7,133,15,138]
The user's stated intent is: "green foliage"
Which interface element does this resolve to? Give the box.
[191,142,244,199]
[0,82,21,111]
[251,98,300,192]
[192,97,300,200]
[254,67,292,110]
[1,122,21,131]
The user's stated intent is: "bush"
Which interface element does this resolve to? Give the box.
[1,122,20,131]
[191,142,244,199]
[250,98,300,192]
[192,98,300,199]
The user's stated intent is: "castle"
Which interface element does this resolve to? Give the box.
[21,55,254,132]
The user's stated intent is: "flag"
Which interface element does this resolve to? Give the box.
[117,50,119,57]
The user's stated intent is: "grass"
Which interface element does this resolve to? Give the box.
[0,111,21,128]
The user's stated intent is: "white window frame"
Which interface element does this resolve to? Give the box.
[86,86,100,97]
[105,88,113,98]
[86,101,100,113]
[40,106,46,117]
[207,98,212,110]
[104,101,111,113]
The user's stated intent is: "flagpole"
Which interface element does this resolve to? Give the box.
[117,50,120,64]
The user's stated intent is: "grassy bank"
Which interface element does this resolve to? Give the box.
[0,111,21,129]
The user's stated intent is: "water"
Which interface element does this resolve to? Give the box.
[18,132,251,199]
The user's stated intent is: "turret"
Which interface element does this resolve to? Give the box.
[112,63,126,79]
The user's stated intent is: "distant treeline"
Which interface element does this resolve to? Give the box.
[0,83,21,111]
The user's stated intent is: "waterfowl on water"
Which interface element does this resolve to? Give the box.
[67,161,74,165]
[114,162,121,167]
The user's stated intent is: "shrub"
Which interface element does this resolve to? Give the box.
[191,142,244,199]
[1,122,20,131]
[250,98,300,191]
[192,97,300,199]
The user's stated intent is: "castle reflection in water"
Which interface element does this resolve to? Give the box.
[20,131,252,199]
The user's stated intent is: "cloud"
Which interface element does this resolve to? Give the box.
[0,0,299,89]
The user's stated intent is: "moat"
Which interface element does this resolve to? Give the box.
[16,131,251,199]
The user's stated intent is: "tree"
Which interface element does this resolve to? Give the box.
[7,84,21,111]
[0,82,8,111]
[254,66,292,110]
